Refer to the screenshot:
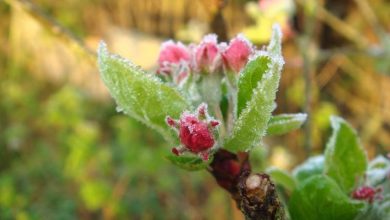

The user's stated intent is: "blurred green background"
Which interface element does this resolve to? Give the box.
[1,0,389,219]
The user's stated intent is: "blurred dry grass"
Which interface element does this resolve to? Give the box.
[1,0,390,219]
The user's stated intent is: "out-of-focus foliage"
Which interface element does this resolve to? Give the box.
[1,0,390,219]
[243,0,295,43]
[0,64,233,219]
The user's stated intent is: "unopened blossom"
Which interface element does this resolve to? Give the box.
[352,186,383,203]
[157,41,191,75]
[166,103,219,160]
[194,34,222,73]
[222,34,253,73]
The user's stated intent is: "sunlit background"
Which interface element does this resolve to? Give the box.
[1,0,389,219]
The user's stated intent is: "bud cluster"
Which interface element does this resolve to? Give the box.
[166,103,219,160]
[157,34,254,84]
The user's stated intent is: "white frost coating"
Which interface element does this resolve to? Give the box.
[97,41,191,143]
[248,50,269,63]
[224,25,285,151]
[267,24,283,56]
[324,115,368,192]
[234,33,253,46]
[292,155,324,177]
[116,106,124,113]
[160,40,175,49]
[268,113,307,126]
[99,42,162,84]
[225,48,284,151]
[219,42,228,50]
[160,40,189,53]
[325,116,342,159]
[201,34,218,43]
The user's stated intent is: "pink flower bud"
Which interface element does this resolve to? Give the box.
[222,34,253,73]
[258,0,274,10]
[194,34,222,73]
[157,41,191,74]
[352,186,382,203]
[166,103,220,160]
[179,113,215,153]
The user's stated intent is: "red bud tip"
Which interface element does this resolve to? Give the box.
[172,147,180,156]
[210,120,220,127]
[200,151,209,161]
[166,116,176,127]
[197,103,207,117]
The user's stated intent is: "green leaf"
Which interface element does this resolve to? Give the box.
[355,195,390,220]
[366,155,390,186]
[165,155,211,171]
[224,25,284,152]
[289,175,365,220]
[266,167,296,192]
[266,113,307,136]
[292,155,324,184]
[98,42,191,143]
[237,55,270,116]
[324,116,368,193]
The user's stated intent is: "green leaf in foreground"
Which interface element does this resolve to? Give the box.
[237,55,270,117]
[224,25,284,152]
[292,155,324,184]
[266,113,307,136]
[324,116,368,193]
[289,175,365,220]
[98,42,190,143]
[165,155,211,171]
[266,167,296,192]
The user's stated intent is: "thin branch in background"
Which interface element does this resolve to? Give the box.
[315,3,370,49]
[5,0,96,62]
[297,3,320,157]
[354,0,384,37]
[209,0,228,41]
[296,0,369,49]
[316,53,344,89]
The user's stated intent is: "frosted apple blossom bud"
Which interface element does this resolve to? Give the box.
[166,103,219,161]
[179,113,215,152]
[194,34,222,73]
[157,41,191,75]
[222,34,253,73]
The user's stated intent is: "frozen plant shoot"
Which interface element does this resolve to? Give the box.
[98,25,390,220]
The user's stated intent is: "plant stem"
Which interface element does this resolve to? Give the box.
[209,149,286,220]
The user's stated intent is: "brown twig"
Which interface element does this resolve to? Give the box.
[209,149,285,220]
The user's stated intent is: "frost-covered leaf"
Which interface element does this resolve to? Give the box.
[355,195,390,220]
[356,156,390,220]
[289,175,365,220]
[237,54,270,116]
[165,155,211,171]
[266,113,307,136]
[324,116,368,193]
[224,25,284,152]
[366,155,390,186]
[292,155,324,184]
[266,167,296,192]
[98,42,190,143]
